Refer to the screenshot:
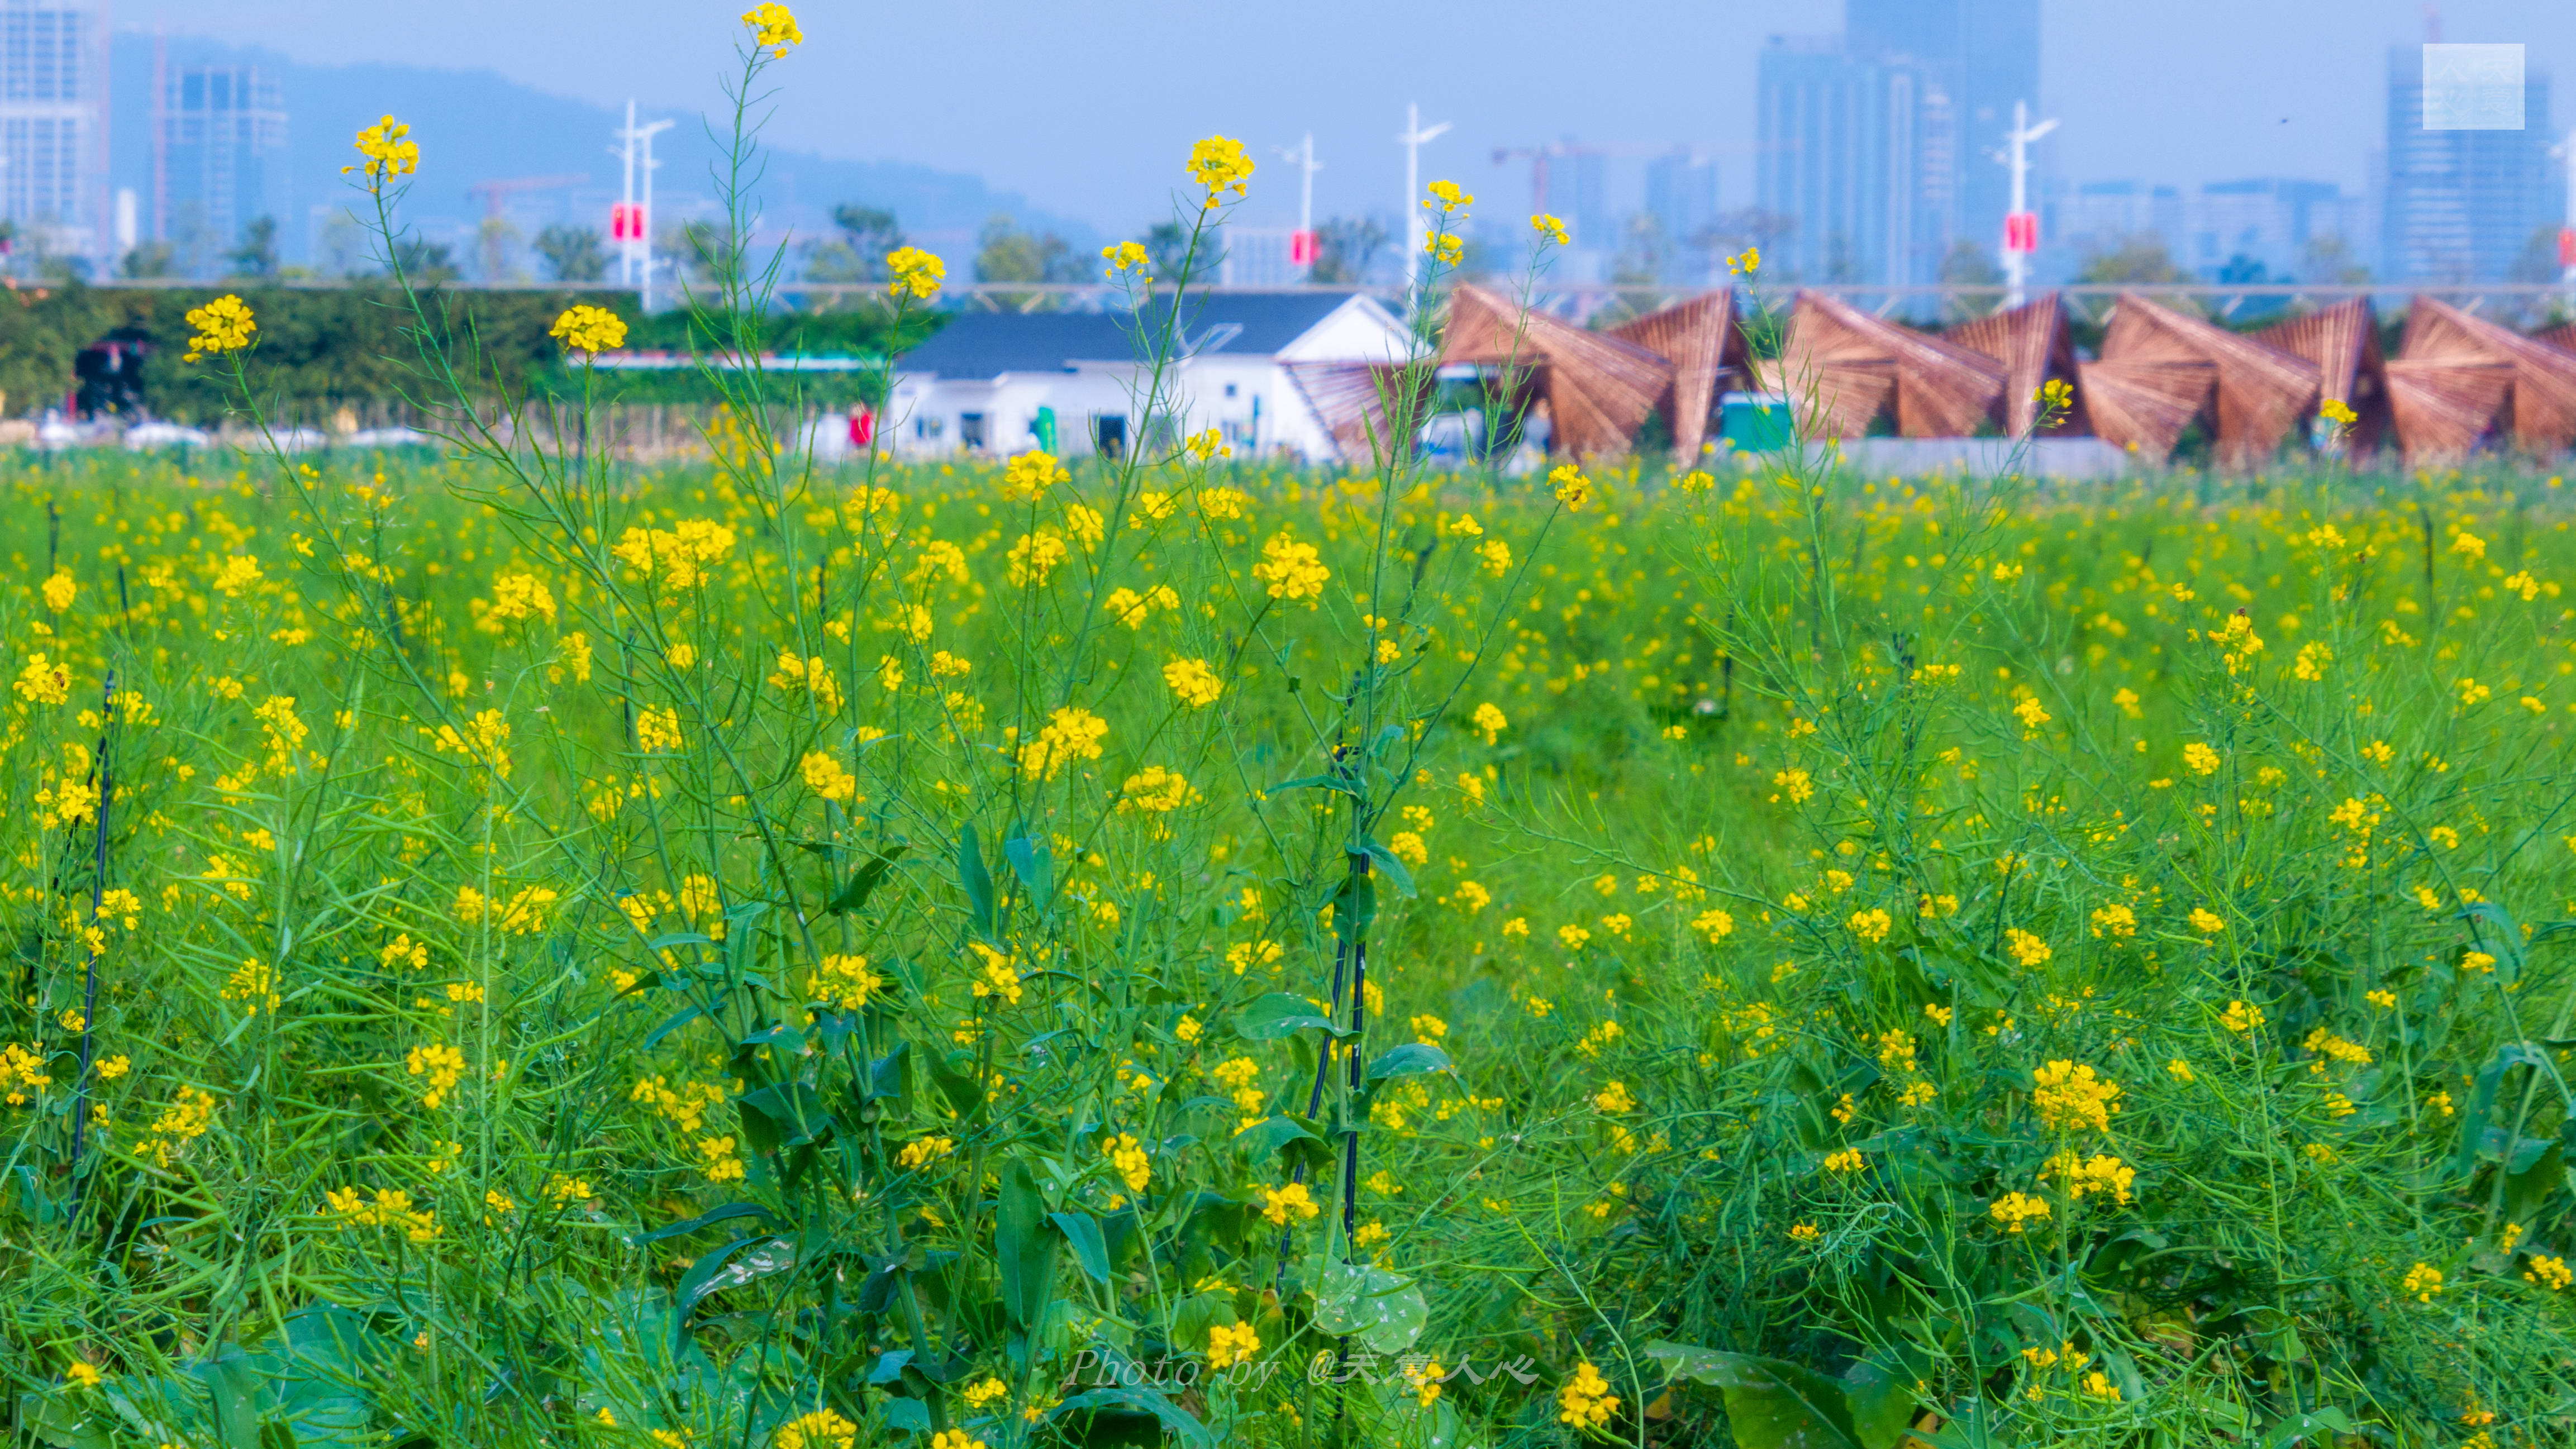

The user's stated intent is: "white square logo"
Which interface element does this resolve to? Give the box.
[2422,42,2526,130]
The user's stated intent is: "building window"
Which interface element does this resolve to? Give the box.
[1091,413,1127,459]
[1223,382,1239,398]
[915,415,945,441]
[959,412,986,450]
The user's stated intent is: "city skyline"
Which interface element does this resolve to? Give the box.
[1,1,2569,284]
[105,1,2573,234]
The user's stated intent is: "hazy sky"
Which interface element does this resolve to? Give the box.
[134,1,2576,233]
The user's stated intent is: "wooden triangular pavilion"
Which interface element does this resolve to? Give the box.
[2074,359,2215,464]
[1948,294,2087,436]
[1607,290,1746,463]
[2393,298,2576,457]
[1440,285,1675,458]
[2384,358,2513,463]
[1779,290,2007,440]
[1282,362,1431,465]
[2253,298,2389,454]
[2098,293,2317,470]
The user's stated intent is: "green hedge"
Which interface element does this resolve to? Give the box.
[0,285,932,421]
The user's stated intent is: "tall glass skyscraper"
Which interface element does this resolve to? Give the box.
[1756,0,2040,287]
[159,64,287,276]
[2380,47,2558,282]
[0,0,107,259]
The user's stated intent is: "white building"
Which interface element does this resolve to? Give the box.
[887,291,1411,463]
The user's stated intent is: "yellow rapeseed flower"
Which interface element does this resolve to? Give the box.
[885,245,944,300]
[345,115,419,189]
[183,294,257,361]
[1186,136,1254,207]
[740,2,803,55]
[550,304,627,355]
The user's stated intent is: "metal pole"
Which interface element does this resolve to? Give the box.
[1405,104,1421,290]
[2562,125,2575,288]
[1397,104,1451,293]
[618,99,637,288]
[1274,135,1326,282]
[1299,134,1315,237]
[2006,102,2029,308]
[2000,101,2058,309]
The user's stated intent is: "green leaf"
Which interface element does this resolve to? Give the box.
[1047,1386,1215,1448]
[675,1236,796,1317]
[1364,1043,1451,1081]
[629,1203,780,1246]
[1311,1261,1427,1353]
[1266,773,1364,799]
[2459,1042,2551,1176]
[736,1083,829,1148]
[997,1157,1056,1328]
[1050,1210,1112,1284]
[926,1048,985,1115]
[1334,868,1378,933]
[1005,828,1054,903]
[958,823,995,939]
[1646,1341,1864,1449]
[644,931,715,952]
[2458,901,2526,980]
[736,1023,804,1052]
[2260,1407,2355,1448]
[1238,993,1351,1041]
[1840,1352,1920,1449]
[866,1040,912,1108]
[1360,840,1417,898]
[825,846,907,916]
[1231,1114,1325,1164]
[644,1005,706,1051]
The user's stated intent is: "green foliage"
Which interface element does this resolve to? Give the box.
[0,284,621,420]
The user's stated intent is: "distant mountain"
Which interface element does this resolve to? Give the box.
[108,33,1093,274]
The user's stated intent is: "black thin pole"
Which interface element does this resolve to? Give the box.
[70,670,117,1174]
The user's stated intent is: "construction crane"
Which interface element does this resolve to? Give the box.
[465,174,589,280]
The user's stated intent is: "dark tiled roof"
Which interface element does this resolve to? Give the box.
[899,292,1365,379]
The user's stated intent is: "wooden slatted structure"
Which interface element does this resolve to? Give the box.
[2074,359,2215,463]
[1281,361,1427,464]
[1440,285,1675,458]
[1779,290,2007,440]
[1607,290,1744,462]
[2097,293,2317,470]
[2253,298,2390,454]
[1948,294,2087,436]
[2384,358,2514,463]
[2393,299,2576,457]
[2538,322,2576,356]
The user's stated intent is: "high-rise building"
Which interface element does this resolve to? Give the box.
[1849,0,2040,259]
[1564,150,1609,252]
[2190,179,2361,278]
[157,63,287,276]
[2380,46,2559,282]
[0,0,108,260]
[1755,38,1955,287]
[1755,1,2035,288]
[1645,149,1719,247]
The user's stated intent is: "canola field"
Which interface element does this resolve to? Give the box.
[1,442,2574,1449]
